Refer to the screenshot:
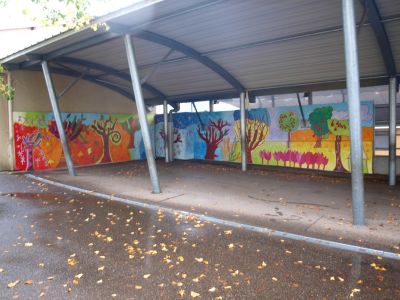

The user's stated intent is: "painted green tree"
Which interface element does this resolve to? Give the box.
[278,111,299,149]
[328,119,349,172]
[309,106,333,148]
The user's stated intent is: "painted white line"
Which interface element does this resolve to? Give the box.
[25,173,400,261]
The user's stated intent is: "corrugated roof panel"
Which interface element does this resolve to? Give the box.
[69,37,172,70]
[207,28,385,89]
[385,21,400,71]
[145,59,232,95]
[376,0,400,18]
[147,0,352,54]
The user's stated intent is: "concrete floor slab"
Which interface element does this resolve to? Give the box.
[35,160,400,250]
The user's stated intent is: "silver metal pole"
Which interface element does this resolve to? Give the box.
[41,61,76,176]
[389,77,397,186]
[124,34,161,194]
[163,100,169,163]
[168,114,174,162]
[7,72,15,171]
[240,92,247,171]
[209,100,214,112]
[342,0,364,225]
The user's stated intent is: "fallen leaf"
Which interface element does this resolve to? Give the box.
[67,258,78,267]
[143,274,151,279]
[208,287,216,292]
[350,288,360,297]
[7,280,20,288]
[195,257,203,263]
[24,242,33,247]
[190,291,200,298]
[25,280,33,285]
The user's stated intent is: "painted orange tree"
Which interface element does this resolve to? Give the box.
[309,106,333,148]
[197,119,229,160]
[328,119,349,172]
[91,115,122,163]
[278,111,299,148]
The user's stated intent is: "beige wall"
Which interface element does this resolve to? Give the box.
[0,70,137,171]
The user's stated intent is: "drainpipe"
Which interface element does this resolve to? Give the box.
[168,103,180,162]
[7,72,15,170]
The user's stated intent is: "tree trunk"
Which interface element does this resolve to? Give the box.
[128,131,135,149]
[25,148,34,171]
[101,134,112,163]
[333,135,346,172]
[246,148,253,164]
[287,131,291,149]
[205,143,218,160]
[314,135,322,148]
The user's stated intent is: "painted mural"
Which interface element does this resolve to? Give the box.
[13,112,154,171]
[155,102,374,173]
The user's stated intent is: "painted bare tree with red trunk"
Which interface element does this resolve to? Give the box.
[91,116,122,163]
[197,119,229,160]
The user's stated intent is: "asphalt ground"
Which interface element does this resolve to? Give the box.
[0,173,399,299]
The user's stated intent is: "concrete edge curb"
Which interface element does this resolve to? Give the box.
[25,173,400,261]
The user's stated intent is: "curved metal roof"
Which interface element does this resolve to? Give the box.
[2,0,399,105]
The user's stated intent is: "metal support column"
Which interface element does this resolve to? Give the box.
[389,77,397,186]
[41,61,76,176]
[163,100,170,163]
[168,113,174,162]
[342,0,365,225]
[209,100,214,112]
[124,34,161,194]
[240,92,247,171]
[7,72,15,170]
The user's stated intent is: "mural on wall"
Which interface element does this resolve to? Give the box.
[13,112,153,171]
[155,101,374,173]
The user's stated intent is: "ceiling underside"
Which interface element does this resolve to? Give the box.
[1,0,399,105]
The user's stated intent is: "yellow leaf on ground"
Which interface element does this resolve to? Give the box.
[190,291,200,298]
[8,280,20,288]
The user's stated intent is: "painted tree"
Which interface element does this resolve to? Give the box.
[328,119,349,172]
[48,114,85,142]
[22,132,42,171]
[91,115,122,163]
[159,128,182,144]
[278,111,299,149]
[121,117,139,149]
[197,119,229,160]
[309,106,333,148]
[233,110,270,164]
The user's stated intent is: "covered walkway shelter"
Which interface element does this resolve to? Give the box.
[1,0,399,226]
